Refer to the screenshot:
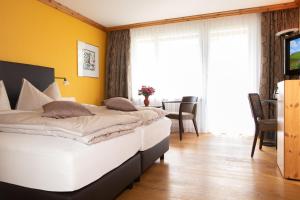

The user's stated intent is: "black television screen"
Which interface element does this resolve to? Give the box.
[285,34,300,76]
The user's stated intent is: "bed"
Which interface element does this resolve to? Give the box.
[0,60,171,200]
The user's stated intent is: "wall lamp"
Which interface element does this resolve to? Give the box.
[55,77,70,85]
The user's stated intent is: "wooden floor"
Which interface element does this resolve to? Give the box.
[118,133,300,200]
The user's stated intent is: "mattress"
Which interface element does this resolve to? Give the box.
[139,117,172,151]
[0,130,141,192]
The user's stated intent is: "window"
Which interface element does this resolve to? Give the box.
[131,14,261,135]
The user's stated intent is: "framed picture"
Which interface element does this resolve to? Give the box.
[77,41,99,78]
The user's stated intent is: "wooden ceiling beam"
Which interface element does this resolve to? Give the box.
[38,0,299,32]
[107,1,299,31]
[38,0,107,32]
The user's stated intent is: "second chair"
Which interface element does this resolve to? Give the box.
[248,93,277,158]
[162,96,199,140]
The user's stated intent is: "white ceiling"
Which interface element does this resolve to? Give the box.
[56,0,294,27]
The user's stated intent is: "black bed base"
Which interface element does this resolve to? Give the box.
[0,136,170,200]
[141,137,169,172]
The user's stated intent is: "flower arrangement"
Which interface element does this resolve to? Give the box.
[138,86,155,97]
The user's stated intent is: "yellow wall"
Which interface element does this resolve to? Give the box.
[0,0,106,105]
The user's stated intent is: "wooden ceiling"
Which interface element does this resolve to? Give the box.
[39,0,299,32]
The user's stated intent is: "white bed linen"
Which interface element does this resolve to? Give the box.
[139,117,172,151]
[0,130,141,192]
[0,110,142,145]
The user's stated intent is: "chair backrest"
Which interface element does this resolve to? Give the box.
[248,93,264,123]
[180,96,198,114]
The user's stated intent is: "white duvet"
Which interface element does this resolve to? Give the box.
[0,106,167,144]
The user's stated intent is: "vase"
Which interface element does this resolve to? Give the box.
[144,96,150,107]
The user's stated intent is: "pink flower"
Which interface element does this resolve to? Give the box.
[138,86,155,96]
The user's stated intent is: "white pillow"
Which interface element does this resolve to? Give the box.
[16,79,53,111]
[0,80,11,111]
[57,97,76,102]
[43,82,62,100]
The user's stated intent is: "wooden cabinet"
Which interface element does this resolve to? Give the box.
[277,80,300,180]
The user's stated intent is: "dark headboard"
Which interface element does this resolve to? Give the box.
[0,61,54,109]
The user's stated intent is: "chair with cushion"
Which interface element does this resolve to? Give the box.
[162,96,199,140]
[248,93,277,158]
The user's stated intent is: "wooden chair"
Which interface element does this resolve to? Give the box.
[248,93,277,158]
[162,96,199,140]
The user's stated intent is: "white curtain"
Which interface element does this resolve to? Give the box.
[130,14,261,135]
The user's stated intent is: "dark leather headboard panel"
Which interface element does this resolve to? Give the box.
[0,61,54,109]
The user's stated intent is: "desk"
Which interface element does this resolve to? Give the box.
[261,99,277,104]
[139,105,162,108]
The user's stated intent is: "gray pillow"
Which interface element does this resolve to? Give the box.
[104,97,138,111]
[42,101,94,119]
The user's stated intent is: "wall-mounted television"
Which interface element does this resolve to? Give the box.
[285,34,300,76]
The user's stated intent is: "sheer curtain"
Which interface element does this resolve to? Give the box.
[130,14,261,135]
[205,16,261,135]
